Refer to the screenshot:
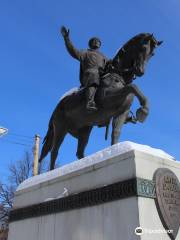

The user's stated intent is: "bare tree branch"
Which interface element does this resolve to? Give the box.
[0,151,33,227]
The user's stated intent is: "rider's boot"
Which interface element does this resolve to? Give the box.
[86,86,98,111]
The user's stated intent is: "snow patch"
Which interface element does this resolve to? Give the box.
[56,188,69,199]
[60,87,79,100]
[17,141,175,191]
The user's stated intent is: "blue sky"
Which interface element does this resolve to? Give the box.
[0,0,180,178]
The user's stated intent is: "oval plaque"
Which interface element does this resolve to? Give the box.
[153,168,180,240]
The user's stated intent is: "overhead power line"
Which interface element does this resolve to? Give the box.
[7,133,33,140]
[0,138,32,147]
[5,136,33,144]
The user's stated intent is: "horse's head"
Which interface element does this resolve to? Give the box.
[113,33,162,78]
[133,34,162,76]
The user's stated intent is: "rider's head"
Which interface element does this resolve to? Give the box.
[88,37,101,50]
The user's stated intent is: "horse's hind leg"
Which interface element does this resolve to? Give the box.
[76,126,92,159]
[39,138,51,164]
[50,125,66,170]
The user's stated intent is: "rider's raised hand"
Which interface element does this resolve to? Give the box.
[61,26,70,38]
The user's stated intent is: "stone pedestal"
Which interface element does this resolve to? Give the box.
[8,142,180,240]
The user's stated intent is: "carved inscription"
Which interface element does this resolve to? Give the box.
[154,168,180,240]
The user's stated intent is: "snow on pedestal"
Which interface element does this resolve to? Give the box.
[17,141,174,192]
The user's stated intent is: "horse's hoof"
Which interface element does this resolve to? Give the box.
[136,107,148,123]
[76,153,84,159]
[125,116,137,124]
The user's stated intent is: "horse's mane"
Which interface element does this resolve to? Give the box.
[113,33,151,61]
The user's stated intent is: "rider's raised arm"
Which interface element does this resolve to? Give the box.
[61,26,81,61]
[64,37,82,60]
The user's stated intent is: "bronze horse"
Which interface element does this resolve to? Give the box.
[39,33,162,170]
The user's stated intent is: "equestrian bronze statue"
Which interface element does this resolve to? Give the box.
[39,27,162,170]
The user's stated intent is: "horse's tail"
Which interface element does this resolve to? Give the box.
[105,121,110,140]
[39,122,54,163]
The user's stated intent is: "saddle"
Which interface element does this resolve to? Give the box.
[100,72,125,89]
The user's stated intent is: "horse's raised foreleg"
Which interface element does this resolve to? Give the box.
[76,126,92,159]
[125,84,149,109]
[103,83,149,110]
[50,123,67,170]
[111,93,134,145]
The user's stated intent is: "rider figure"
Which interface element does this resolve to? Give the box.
[61,26,108,111]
